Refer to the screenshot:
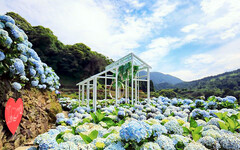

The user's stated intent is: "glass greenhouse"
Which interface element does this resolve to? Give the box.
[76,53,151,111]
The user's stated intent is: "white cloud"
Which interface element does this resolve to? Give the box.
[139,37,180,68]
[181,24,199,33]
[168,70,197,82]
[179,0,240,44]
[0,0,178,60]
[124,0,145,9]
[184,54,214,65]
[168,38,240,81]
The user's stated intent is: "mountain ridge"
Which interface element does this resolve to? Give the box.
[155,69,240,90]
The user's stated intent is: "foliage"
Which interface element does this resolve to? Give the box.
[215,112,240,133]
[90,110,125,128]
[79,130,99,144]
[157,89,177,98]
[183,118,203,141]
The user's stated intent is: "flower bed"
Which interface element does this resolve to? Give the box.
[31,95,240,150]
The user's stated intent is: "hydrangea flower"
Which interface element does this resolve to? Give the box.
[120,120,149,143]
[202,129,221,139]
[38,138,58,150]
[19,54,27,62]
[56,113,65,119]
[47,129,60,137]
[104,141,125,150]
[12,82,22,91]
[206,118,224,128]
[191,109,210,119]
[218,133,240,150]
[20,75,29,81]
[164,119,183,135]
[68,135,85,145]
[207,101,217,109]
[224,96,237,103]
[203,125,219,131]
[154,114,165,120]
[140,142,161,150]
[55,126,71,133]
[92,138,106,149]
[104,133,121,146]
[184,141,208,150]
[156,135,175,150]
[63,133,74,142]
[0,15,15,24]
[54,141,78,150]
[171,134,191,146]
[34,133,51,144]
[118,110,125,117]
[13,58,25,75]
[0,51,5,61]
[31,80,39,87]
[152,124,167,136]
[198,136,221,149]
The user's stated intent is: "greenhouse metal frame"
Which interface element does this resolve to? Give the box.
[76,53,151,112]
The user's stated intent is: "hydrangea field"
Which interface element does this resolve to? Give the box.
[0,15,60,92]
[32,96,240,150]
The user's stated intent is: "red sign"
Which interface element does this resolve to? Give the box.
[5,98,23,135]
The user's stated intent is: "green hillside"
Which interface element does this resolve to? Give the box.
[176,69,240,90]
[6,12,113,88]
[154,69,240,100]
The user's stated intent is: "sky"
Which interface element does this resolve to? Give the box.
[1,0,240,81]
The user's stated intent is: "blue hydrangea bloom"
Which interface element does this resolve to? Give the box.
[47,129,60,136]
[12,82,22,91]
[0,15,15,24]
[105,141,125,150]
[0,51,6,61]
[20,75,29,81]
[56,113,65,119]
[29,67,36,76]
[118,110,125,116]
[164,119,183,135]
[54,141,77,150]
[0,22,5,29]
[28,48,40,61]
[31,80,39,87]
[19,54,27,62]
[38,139,58,150]
[120,120,149,143]
[13,58,25,74]
[156,135,175,150]
[152,124,167,136]
[66,119,73,125]
[36,66,44,75]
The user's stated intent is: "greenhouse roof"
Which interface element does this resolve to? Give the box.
[105,53,151,71]
[77,53,151,86]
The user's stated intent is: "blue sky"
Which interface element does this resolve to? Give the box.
[1,0,240,81]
